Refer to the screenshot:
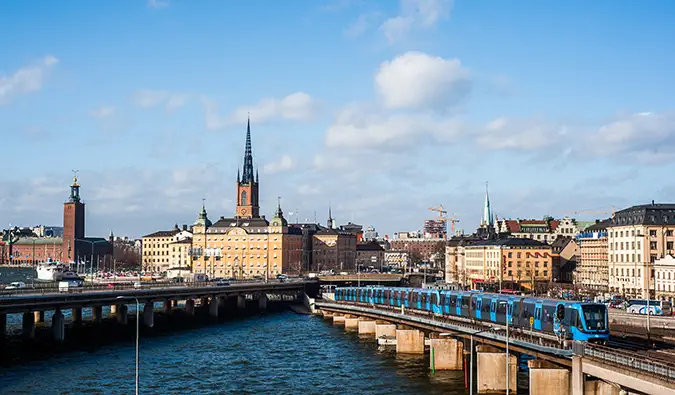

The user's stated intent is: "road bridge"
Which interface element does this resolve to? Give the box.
[315,300,675,395]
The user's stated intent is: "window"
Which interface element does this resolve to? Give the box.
[241,191,248,206]
[650,230,657,237]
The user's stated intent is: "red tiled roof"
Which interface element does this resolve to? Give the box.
[504,220,520,232]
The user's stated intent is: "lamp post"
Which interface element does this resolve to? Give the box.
[116,296,139,395]
[443,326,499,395]
[76,239,108,279]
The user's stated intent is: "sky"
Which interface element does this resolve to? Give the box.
[1,0,675,239]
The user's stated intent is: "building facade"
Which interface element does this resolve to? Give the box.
[575,220,610,293]
[654,255,675,298]
[496,216,581,245]
[190,119,303,278]
[169,227,193,269]
[142,226,182,272]
[607,203,675,298]
[356,242,385,271]
[389,237,446,263]
[311,228,357,273]
[384,250,410,270]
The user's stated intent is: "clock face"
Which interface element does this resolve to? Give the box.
[241,208,248,215]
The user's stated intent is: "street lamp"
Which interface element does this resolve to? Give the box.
[116,296,140,395]
[442,326,499,395]
[76,238,108,278]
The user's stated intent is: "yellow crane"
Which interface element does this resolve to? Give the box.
[428,205,460,235]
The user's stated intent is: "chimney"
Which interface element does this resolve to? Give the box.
[183,224,187,231]
[595,219,600,224]
[652,200,655,205]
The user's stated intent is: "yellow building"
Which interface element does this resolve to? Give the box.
[141,225,181,273]
[190,119,303,278]
[464,238,553,291]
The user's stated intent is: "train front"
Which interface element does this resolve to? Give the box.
[577,303,610,343]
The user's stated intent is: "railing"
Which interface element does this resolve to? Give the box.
[583,343,675,382]
[0,278,309,297]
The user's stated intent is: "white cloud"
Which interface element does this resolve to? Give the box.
[0,56,59,106]
[263,155,294,174]
[476,117,567,151]
[380,0,453,44]
[147,0,168,8]
[132,89,188,112]
[344,13,378,38]
[90,105,115,118]
[375,51,471,110]
[202,92,319,130]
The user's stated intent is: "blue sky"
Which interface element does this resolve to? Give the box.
[1,0,675,238]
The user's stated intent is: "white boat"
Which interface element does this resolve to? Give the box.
[36,259,76,282]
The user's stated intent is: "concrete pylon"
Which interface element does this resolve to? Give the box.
[345,317,360,330]
[52,309,65,342]
[163,300,172,315]
[332,315,345,326]
[33,311,45,323]
[396,330,425,354]
[528,360,569,395]
[209,297,219,318]
[376,324,397,338]
[92,306,102,323]
[430,338,463,370]
[237,295,246,310]
[476,346,517,394]
[185,299,195,316]
[258,294,267,310]
[358,320,376,335]
[22,312,35,339]
[115,304,128,325]
[572,356,584,395]
[72,308,83,324]
[143,303,154,328]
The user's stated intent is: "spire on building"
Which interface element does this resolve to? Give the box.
[271,196,288,227]
[68,170,81,203]
[327,205,335,229]
[275,196,283,218]
[482,182,494,227]
[193,198,212,228]
[241,115,254,184]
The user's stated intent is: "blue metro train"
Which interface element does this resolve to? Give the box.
[334,287,609,343]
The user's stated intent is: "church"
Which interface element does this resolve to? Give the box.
[190,119,303,278]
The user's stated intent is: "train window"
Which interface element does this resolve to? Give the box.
[556,305,565,320]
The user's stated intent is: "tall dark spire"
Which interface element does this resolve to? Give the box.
[241,115,254,184]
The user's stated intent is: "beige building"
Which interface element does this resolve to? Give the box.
[312,229,357,273]
[141,225,183,272]
[607,203,675,298]
[654,255,675,297]
[169,229,193,269]
[496,216,581,244]
[575,221,610,293]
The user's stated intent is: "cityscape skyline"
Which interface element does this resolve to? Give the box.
[2,1,675,238]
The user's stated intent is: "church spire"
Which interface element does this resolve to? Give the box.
[241,114,254,184]
[482,182,494,227]
[327,205,334,229]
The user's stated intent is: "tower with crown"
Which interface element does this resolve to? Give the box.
[63,171,86,262]
[236,117,260,219]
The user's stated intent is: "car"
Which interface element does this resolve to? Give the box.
[4,281,26,290]
[215,281,230,286]
[171,277,185,283]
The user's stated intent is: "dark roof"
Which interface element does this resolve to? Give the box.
[447,235,482,247]
[468,238,552,248]
[143,229,180,238]
[551,236,572,249]
[14,237,64,245]
[210,216,269,229]
[356,242,384,251]
[609,203,675,227]
[170,238,192,244]
[584,218,612,232]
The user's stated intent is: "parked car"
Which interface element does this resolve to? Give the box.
[4,281,26,290]
[215,281,230,286]
[59,279,83,292]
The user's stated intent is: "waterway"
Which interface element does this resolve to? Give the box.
[0,267,471,394]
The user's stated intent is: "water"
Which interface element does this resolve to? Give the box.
[0,312,469,394]
[0,267,36,285]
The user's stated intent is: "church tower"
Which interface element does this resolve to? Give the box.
[236,117,260,218]
[63,172,85,262]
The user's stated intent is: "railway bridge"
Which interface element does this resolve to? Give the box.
[314,300,675,395]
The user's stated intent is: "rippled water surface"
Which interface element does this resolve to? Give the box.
[1,310,468,394]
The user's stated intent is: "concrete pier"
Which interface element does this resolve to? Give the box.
[185,299,195,316]
[375,324,397,339]
[528,360,569,395]
[237,295,246,310]
[52,309,64,342]
[22,312,35,339]
[572,355,584,395]
[115,304,128,325]
[429,338,463,370]
[344,317,360,330]
[72,307,83,324]
[585,380,622,395]
[476,345,517,394]
[321,310,334,320]
[209,297,219,318]
[358,320,376,335]
[143,303,154,328]
[396,330,425,354]
[163,300,172,315]
[92,306,102,323]
[34,311,45,323]
[332,315,345,326]
[258,294,267,310]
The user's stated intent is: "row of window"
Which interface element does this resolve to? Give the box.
[610,229,674,238]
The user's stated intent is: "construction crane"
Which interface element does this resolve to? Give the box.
[440,214,460,234]
[564,206,616,218]
[428,205,460,235]
[428,204,448,217]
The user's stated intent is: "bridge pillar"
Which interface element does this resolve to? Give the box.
[344,317,360,331]
[143,303,154,328]
[52,308,65,343]
[430,338,463,371]
[0,313,6,341]
[258,294,267,310]
[22,312,35,339]
[237,295,246,310]
[115,304,128,325]
[358,320,376,335]
[571,356,584,395]
[34,311,45,323]
[92,306,102,323]
[185,299,195,316]
[584,380,621,395]
[476,345,517,394]
[110,304,117,316]
[396,330,425,354]
[321,311,334,320]
[209,297,219,318]
[528,359,569,395]
[375,324,397,339]
[72,307,83,324]
[332,315,345,326]
[163,300,172,315]
[200,297,209,310]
